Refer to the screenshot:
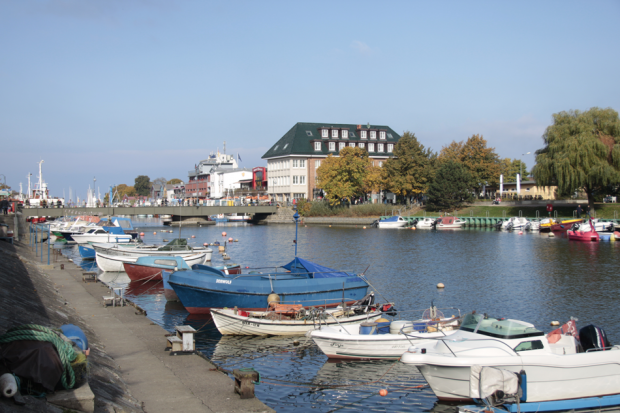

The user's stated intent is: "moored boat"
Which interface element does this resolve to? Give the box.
[377,216,408,229]
[550,218,582,231]
[435,216,466,229]
[401,312,620,403]
[96,250,209,272]
[124,256,240,281]
[567,218,600,242]
[416,217,437,229]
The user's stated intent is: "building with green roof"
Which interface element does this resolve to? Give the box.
[262,122,401,202]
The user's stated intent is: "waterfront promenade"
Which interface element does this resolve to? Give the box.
[0,215,274,413]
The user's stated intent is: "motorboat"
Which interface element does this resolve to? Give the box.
[416,217,437,229]
[211,295,385,336]
[500,217,529,231]
[227,213,251,222]
[72,227,133,244]
[538,218,554,232]
[524,220,540,231]
[571,219,614,233]
[377,216,408,229]
[550,218,582,231]
[123,255,240,282]
[167,257,370,314]
[93,238,212,260]
[311,305,461,360]
[435,216,467,229]
[401,312,620,403]
[210,214,228,223]
[567,218,600,242]
[96,250,209,272]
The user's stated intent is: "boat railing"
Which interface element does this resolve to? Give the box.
[585,345,620,352]
[230,270,356,280]
[434,337,520,357]
[392,307,462,321]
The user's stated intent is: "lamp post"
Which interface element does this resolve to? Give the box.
[520,152,530,181]
[293,211,300,257]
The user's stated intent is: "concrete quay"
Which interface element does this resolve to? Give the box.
[0,215,274,413]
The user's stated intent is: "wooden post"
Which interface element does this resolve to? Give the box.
[233,369,259,399]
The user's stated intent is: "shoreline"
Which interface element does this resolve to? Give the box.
[0,214,274,413]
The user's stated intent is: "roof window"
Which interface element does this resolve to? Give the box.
[283,143,289,150]
[306,131,313,137]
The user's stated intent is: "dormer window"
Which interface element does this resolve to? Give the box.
[378,143,384,152]
[339,142,345,151]
[314,142,321,151]
[329,142,335,151]
[349,143,355,147]
[322,129,328,138]
[342,130,348,139]
[368,143,375,152]
[370,131,376,140]
[361,130,367,139]
[332,129,339,138]
[379,131,386,140]
[359,142,365,149]
[387,144,394,152]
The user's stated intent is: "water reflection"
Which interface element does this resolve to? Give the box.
[57,217,620,412]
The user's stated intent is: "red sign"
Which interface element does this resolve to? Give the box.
[546,204,553,212]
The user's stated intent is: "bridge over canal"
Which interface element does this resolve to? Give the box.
[20,205,278,223]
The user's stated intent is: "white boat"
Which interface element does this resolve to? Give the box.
[227,213,251,222]
[525,220,540,231]
[416,217,437,229]
[401,312,620,403]
[377,216,408,228]
[96,251,209,272]
[572,219,614,233]
[435,216,467,229]
[311,306,461,360]
[211,303,384,336]
[72,228,133,244]
[500,217,529,230]
[93,238,211,259]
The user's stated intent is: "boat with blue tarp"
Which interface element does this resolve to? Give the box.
[460,394,620,412]
[167,257,370,314]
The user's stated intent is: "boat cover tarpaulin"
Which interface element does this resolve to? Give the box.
[282,257,356,279]
[382,216,400,222]
[470,365,519,399]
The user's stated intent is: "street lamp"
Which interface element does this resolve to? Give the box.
[520,152,530,181]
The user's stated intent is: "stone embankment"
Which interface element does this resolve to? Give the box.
[0,214,274,413]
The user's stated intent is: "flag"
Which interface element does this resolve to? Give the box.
[238,153,242,162]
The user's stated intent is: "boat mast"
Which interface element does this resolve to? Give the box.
[27,173,31,199]
[38,160,46,200]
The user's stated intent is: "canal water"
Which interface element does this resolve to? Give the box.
[61,218,620,412]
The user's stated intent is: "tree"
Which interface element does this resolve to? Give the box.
[316,147,372,205]
[533,107,620,209]
[167,178,182,185]
[115,184,136,198]
[382,132,436,201]
[426,161,474,211]
[134,175,151,196]
[439,135,500,193]
[500,158,529,183]
[152,177,167,197]
[362,165,384,195]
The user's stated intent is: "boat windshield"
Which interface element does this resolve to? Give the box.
[459,313,543,339]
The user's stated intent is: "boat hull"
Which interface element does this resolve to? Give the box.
[169,274,369,314]
[96,251,208,272]
[404,350,620,403]
[124,262,241,281]
[212,309,382,336]
[78,245,96,260]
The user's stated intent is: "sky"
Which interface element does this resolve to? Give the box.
[1,0,619,200]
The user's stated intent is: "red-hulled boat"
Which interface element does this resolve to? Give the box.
[567,219,600,242]
[550,218,582,232]
[124,257,241,281]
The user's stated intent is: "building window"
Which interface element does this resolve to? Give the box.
[379,131,386,140]
[329,142,335,151]
[306,131,313,137]
[369,143,375,152]
[274,144,279,151]
[360,130,367,139]
[300,159,306,168]
[349,143,355,147]
[378,143,384,152]
[342,130,348,139]
[322,129,328,138]
[293,176,298,184]
[300,176,305,184]
[350,131,356,138]
[387,133,393,139]
[387,144,394,152]
[283,143,289,149]
[359,142,365,149]
[332,129,339,138]
[370,131,376,140]
[339,142,345,151]
[293,159,298,168]
[315,160,321,168]
[314,142,321,151]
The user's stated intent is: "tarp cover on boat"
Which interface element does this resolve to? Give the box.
[282,257,356,279]
[382,216,400,222]
[469,365,519,399]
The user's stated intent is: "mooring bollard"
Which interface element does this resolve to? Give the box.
[233,368,260,399]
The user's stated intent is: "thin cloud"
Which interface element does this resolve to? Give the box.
[351,40,373,56]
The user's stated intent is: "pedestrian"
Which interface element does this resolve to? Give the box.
[586,204,591,216]
[576,205,582,218]
[1,198,8,215]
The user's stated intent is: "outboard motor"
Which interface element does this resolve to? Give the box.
[494,220,503,230]
[524,222,531,231]
[579,325,611,352]
[412,219,419,228]
[506,221,514,231]
[371,219,379,228]
[431,219,438,230]
[571,223,581,231]
[607,223,615,232]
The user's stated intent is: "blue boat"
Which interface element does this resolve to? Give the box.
[78,245,96,260]
[161,260,242,302]
[461,394,620,412]
[167,257,370,314]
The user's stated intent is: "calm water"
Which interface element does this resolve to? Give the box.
[62,218,620,412]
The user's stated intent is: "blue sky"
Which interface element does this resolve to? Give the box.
[2,0,619,200]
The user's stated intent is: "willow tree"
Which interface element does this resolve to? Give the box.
[533,107,620,208]
[382,131,436,201]
[316,147,371,205]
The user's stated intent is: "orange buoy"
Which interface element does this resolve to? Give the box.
[518,231,523,235]
[203,243,208,246]
[153,232,156,235]
[228,237,233,242]
[140,232,145,236]
[191,235,196,238]
[222,232,227,237]
[379,389,388,397]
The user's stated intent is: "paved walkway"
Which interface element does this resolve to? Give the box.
[39,257,273,413]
